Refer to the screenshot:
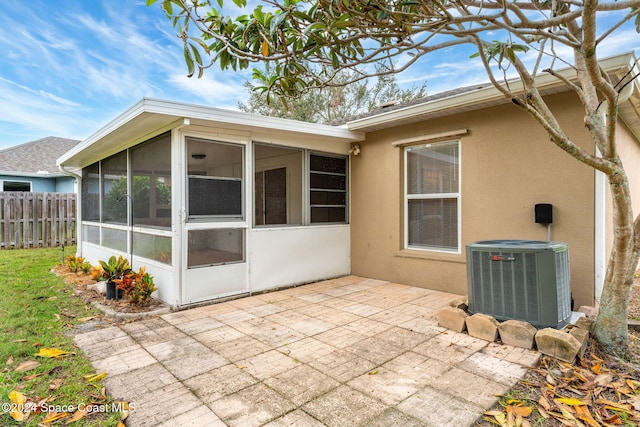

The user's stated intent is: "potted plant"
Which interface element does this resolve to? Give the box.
[98,255,132,300]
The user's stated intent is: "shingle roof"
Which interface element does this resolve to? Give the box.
[0,136,80,175]
[330,84,491,126]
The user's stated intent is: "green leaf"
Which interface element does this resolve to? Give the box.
[184,46,195,77]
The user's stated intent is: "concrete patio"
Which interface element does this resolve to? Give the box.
[74,276,541,426]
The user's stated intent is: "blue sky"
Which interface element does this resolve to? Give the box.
[0,1,638,149]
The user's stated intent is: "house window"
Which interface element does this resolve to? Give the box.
[187,138,243,220]
[3,181,31,191]
[405,141,460,252]
[309,153,348,223]
[254,143,303,226]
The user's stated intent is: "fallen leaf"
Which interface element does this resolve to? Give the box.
[368,369,378,375]
[65,407,89,424]
[508,404,533,417]
[42,411,70,423]
[54,313,61,320]
[21,373,42,381]
[539,395,551,411]
[595,373,614,387]
[631,395,640,411]
[49,378,63,390]
[6,355,14,365]
[35,348,72,358]
[14,360,40,372]
[84,372,106,382]
[9,390,26,405]
[117,421,126,427]
[13,339,28,343]
[591,363,603,374]
[78,316,95,322]
[556,397,587,407]
[32,342,43,347]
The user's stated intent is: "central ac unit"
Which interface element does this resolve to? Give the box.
[466,240,571,329]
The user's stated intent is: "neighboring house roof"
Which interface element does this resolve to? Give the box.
[341,52,640,138]
[0,136,80,177]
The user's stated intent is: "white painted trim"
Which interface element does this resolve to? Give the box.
[392,129,468,147]
[347,53,637,132]
[403,140,462,254]
[594,164,607,303]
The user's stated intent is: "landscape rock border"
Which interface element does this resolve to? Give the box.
[438,298,596,363]
[91,301,171,321]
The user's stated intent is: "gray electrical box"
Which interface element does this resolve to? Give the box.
[466,240,571,329]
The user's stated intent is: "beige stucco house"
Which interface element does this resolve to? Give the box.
[58,52,640,310]
[347,53,640,309]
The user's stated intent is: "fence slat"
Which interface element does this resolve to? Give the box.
[0,192,76,249]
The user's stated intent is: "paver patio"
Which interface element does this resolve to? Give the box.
[74,276,540,426]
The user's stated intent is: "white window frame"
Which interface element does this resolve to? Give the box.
[404,140,461,253]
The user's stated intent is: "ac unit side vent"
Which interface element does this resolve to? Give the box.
[467,240,571,329]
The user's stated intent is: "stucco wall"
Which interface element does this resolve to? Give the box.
[604,120,640,273]
[351,93,597,307]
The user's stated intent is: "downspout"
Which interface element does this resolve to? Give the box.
[58,164,83,257]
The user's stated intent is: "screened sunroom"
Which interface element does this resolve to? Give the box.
[58,99,363,307]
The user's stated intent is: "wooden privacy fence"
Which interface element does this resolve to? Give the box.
[0,192,76,249]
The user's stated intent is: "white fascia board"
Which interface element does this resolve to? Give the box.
[57,98,149,167]
[346,52,637,131]
[58,98,364,168]
[142,98,364,141]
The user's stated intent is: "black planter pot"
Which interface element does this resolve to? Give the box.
[106,281,124,300]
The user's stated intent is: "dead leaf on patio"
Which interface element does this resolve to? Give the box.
[35,348,73,358]
[368,369,378,375]
[14,360,41,372]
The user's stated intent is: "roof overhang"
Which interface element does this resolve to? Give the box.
[0,170,66,178]
[345,52,640,140]
[58,98,364,168]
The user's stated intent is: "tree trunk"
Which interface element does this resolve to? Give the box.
[594,168,636,352]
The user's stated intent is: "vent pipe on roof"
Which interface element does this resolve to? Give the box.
[378,100,398,109]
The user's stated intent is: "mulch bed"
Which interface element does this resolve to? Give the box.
[52,265,166,314]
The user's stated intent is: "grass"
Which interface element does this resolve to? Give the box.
[0,247,122,426]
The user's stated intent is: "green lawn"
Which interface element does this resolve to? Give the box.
[0,247,122,426]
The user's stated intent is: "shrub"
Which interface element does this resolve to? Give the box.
[114,267,157,305]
